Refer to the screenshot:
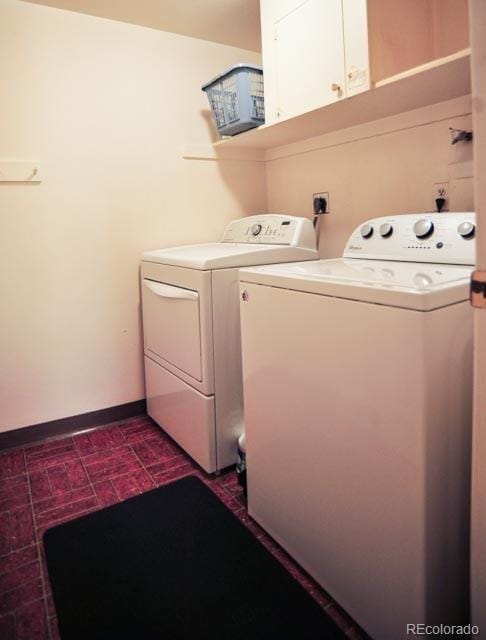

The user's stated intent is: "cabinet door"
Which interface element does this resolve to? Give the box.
[273,0,345,120]
[342,0,370,96]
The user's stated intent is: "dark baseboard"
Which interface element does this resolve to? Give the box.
[0,399,147,451]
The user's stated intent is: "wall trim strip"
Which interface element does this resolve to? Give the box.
[0,400,147,451]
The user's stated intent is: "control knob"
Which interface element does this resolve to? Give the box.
[413,219,434,239]
[379,223,393,238]
[457,221,475,238]
[360,224,373,239]
[251,223,262,236]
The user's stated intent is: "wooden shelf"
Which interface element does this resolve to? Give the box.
[213,50,471,154]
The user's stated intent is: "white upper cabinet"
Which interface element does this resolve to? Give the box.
[212,1,471,152]
[261,0,370,124]
[273,0,345,121]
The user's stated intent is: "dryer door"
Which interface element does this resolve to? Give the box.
[142,279,202,381]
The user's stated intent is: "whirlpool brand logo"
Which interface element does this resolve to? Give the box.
[348,244,363,251]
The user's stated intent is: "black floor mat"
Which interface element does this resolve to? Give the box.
[44,475,346,640]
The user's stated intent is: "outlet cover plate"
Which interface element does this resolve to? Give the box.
[434,181,449,211]
[313,191,329,213]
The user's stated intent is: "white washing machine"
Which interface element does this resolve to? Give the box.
[239,213,475,640]
[141,215,317,473]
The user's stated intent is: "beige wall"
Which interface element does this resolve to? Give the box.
[0,0,266,431]
[266,96,474,258]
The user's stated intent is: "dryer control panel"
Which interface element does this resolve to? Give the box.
[222,214,316,249]
[343,213,476,265]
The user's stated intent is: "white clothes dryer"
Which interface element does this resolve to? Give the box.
[141,215,318,473]
[239,213,475,640]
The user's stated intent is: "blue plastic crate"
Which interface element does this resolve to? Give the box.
[202,63,264,136]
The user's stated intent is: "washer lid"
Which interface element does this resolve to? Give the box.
[142,243,317,270]
[239,259,474,310]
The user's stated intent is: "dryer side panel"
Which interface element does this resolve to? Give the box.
[211,268,244,470]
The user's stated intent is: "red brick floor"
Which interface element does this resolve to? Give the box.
[0,415,367,640]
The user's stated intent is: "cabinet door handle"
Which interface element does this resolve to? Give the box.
[143,279,198,301]
[331,83,342,92]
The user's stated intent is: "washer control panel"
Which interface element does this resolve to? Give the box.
[344,213,476,265]
[222,214,316,249]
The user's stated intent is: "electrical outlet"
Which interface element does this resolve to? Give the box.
[434,182,449,211]
[313,191,329,214]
